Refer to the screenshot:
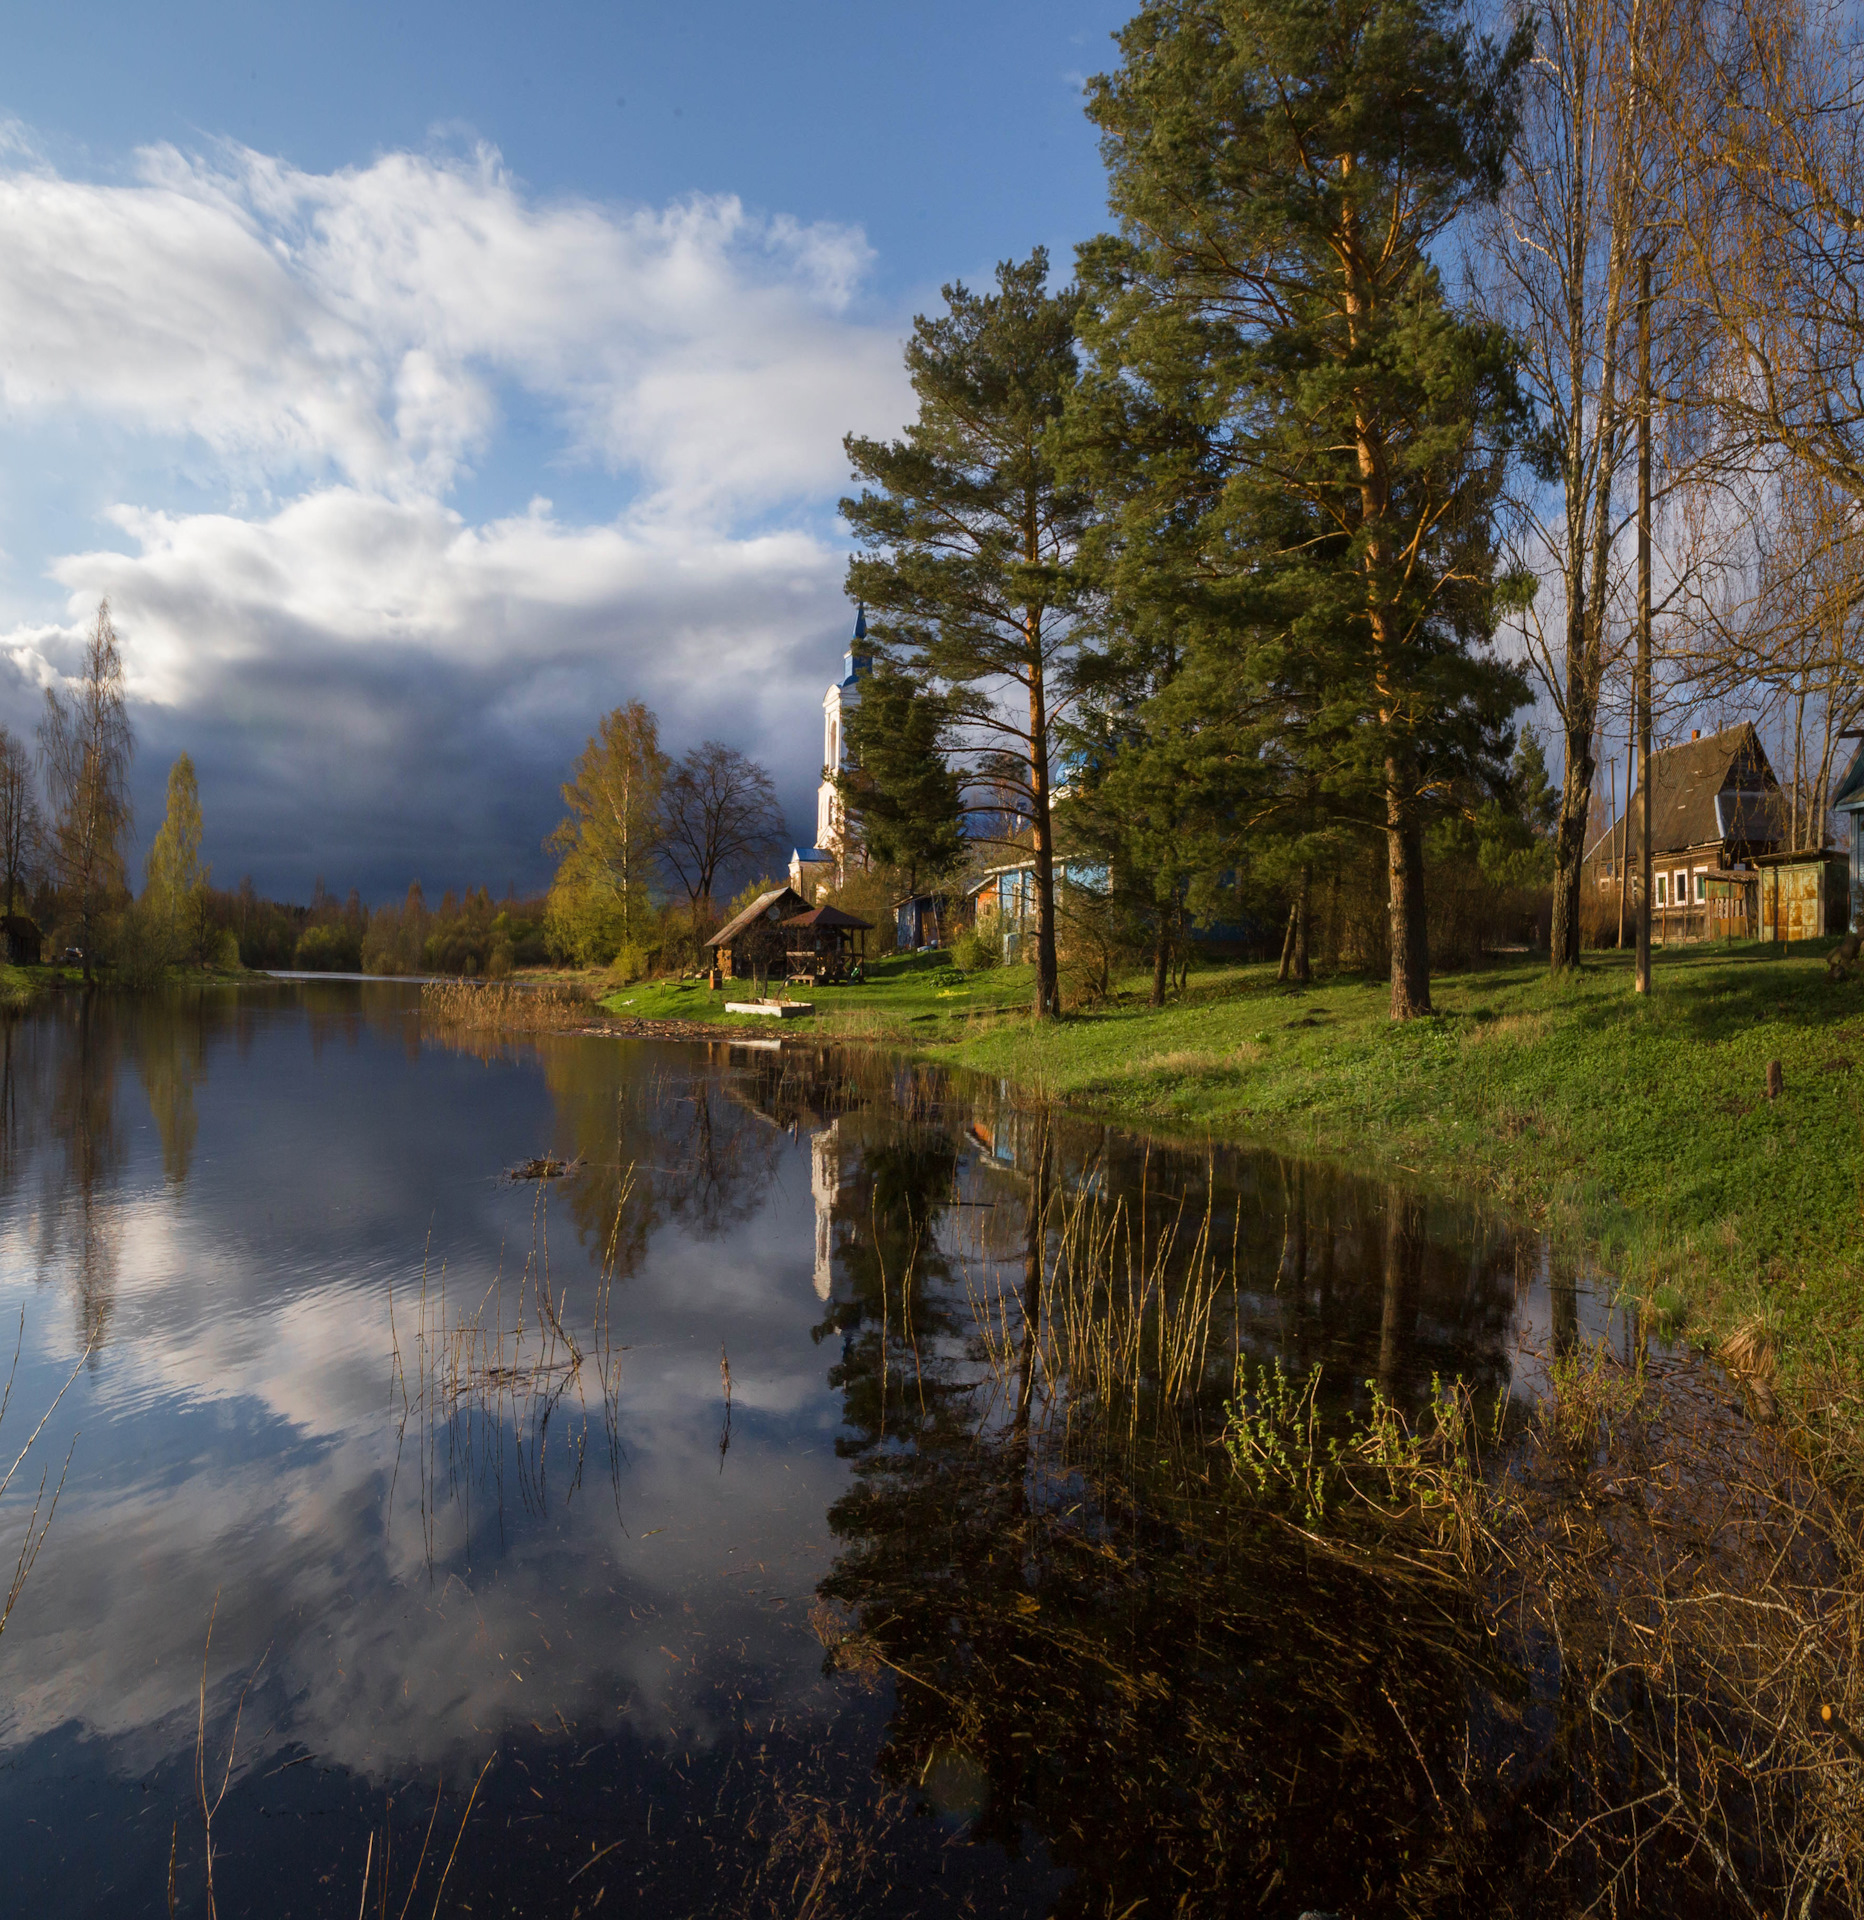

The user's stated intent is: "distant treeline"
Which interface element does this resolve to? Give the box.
[230,879,551,976]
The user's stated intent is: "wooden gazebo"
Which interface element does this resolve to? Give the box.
[780,904,873,984]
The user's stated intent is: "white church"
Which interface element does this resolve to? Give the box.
[788,607,871,901]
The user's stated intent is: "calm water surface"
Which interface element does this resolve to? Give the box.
[0,985,1619,1917]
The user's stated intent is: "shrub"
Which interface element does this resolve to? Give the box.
[950,927,999,973]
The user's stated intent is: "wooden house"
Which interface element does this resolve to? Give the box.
[1581,722,1789,936]
[965,858,1111,962]
[894,893,941,950]
[705,888,874,985]
[1831,737,1864,933]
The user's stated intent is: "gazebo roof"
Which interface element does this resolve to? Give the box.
[781,904,874,931]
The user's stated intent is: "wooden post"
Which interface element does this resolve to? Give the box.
[1636,254,1654,994]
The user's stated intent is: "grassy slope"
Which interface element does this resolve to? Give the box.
[603,940,1864,1358]
[934,941,1864,1358]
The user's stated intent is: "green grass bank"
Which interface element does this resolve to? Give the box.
[602,940,1864,1365]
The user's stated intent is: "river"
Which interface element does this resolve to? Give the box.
[0,982,1625,1916]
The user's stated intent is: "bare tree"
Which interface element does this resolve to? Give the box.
[1669,467,1864,848]
[658,742,785,927]
[38,601,134,983]
[1657,0,1864,506]
[0,726,43,925]
[1486,0,1648,972]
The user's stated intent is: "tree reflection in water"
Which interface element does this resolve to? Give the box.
[785,1053,1544,1915]
[32,996,125,1353]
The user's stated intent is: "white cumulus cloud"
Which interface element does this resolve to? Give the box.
[0,135,910,892]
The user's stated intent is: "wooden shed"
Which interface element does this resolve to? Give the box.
[705,886,808,983]
[2,914,41,966]
[1754,851,1849,943]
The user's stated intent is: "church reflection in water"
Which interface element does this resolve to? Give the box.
[710,1042,1576,1916]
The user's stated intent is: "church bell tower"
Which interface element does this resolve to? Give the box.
[789,608,871,899]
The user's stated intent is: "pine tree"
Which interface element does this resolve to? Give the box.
[843,252,1092,1020]
[1081,0,1533,1018]
[834,662,967,898]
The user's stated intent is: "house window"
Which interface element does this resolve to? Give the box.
[1693,867,1708,903]
[1674,869,1689,905]
[1655,873,1667,906]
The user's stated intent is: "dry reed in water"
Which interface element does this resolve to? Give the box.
[420,979,593,1035]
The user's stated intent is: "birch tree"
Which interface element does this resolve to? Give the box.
[1486,0,1649,971]
[547,701,668,961]
[145,752,207,963]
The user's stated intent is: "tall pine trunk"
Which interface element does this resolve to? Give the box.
[1385,767,1432,1020]
[1027,619,1060,1021]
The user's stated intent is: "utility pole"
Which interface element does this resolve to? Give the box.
[1636,253,1653,995]
[1608,751,1622,949]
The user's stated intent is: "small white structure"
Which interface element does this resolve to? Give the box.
[789,608,871,899]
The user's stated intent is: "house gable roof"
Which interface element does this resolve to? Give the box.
[1593,722,1784,861]
[1834,739,1864,814]
[705,886,807,947]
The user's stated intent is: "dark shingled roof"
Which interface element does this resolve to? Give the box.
[705,886,807,948]
[1587,722,1783,863]
[780,905,874,930]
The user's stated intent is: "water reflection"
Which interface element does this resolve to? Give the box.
[0,989,1621,1917]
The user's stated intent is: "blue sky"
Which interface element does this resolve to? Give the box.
[0,1,1130,899]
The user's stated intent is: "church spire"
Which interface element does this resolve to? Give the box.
[853,603,867,642]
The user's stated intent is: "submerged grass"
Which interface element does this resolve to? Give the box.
[895,1130,1864,1915]
[0,964,39,1011]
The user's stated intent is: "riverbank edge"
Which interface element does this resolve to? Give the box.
[906,959,1864,1422]
[482,943,1864,1426]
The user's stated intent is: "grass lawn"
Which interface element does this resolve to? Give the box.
[596,949,1041,1036]
[932,939,1864,1368]
[601,938,1864,1367]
